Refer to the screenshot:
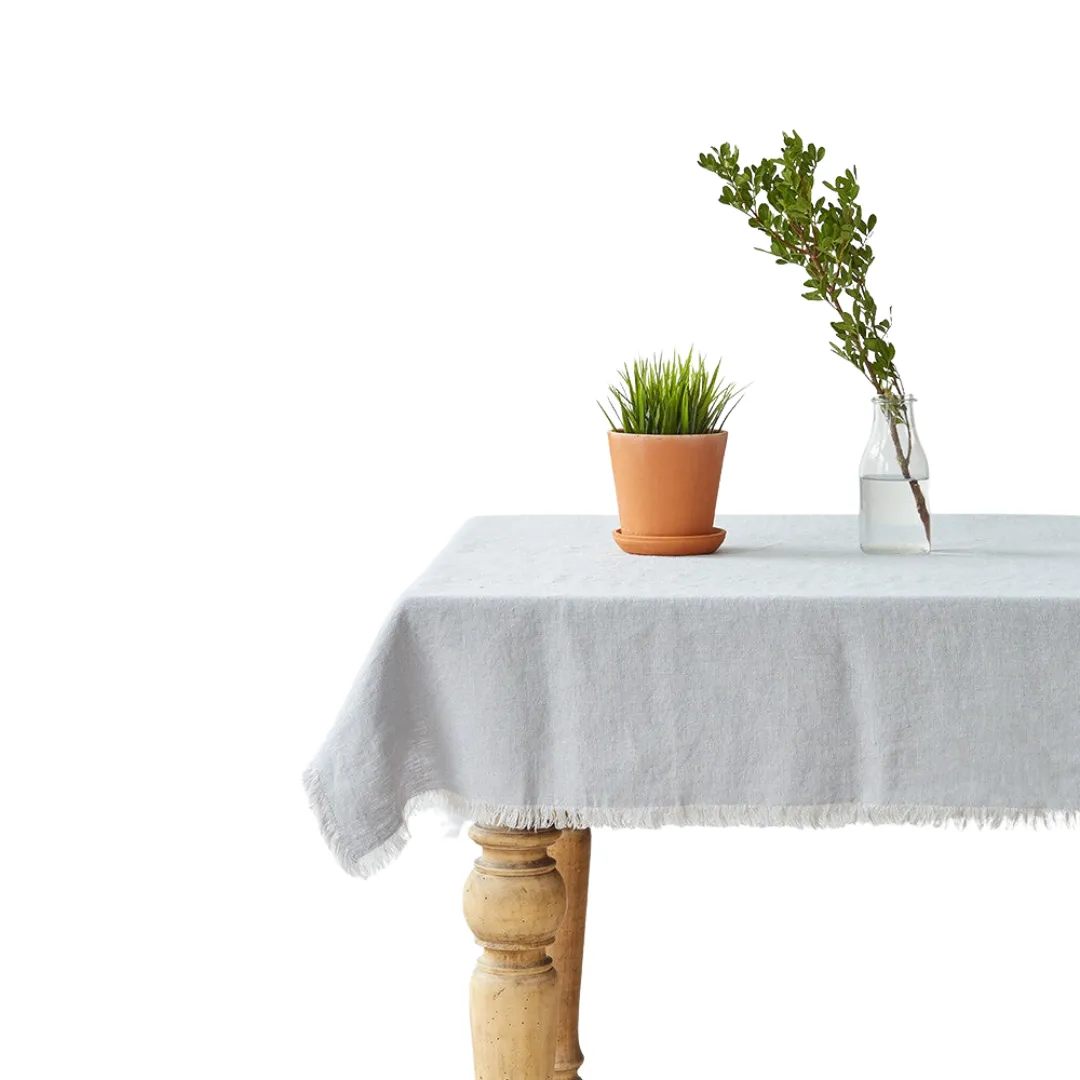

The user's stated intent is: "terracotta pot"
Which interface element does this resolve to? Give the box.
[608,430,728,538]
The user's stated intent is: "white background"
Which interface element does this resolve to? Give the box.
[3,2,1079,1077]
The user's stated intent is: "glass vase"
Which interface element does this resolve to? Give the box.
[859,394,930,554]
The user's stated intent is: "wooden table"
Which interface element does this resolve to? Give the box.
[304,516,1080,1077]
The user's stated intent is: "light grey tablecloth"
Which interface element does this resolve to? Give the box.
[304,515,1080,877]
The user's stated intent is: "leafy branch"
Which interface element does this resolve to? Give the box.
[698,131,929,541]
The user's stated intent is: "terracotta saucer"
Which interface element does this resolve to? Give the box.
[612,527,727,556]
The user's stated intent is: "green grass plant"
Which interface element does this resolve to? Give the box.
[600,348,743,435]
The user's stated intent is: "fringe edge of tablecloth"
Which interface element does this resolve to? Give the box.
[302,770,1079,879]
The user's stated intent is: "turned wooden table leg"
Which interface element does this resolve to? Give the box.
[464,826,566,1080]
[549,829,591,1080]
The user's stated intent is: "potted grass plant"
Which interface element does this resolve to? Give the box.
[600,348,743,555]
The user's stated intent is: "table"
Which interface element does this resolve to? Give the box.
[304,514,1080,1080]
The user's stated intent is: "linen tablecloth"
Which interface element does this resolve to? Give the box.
[304,515,1080,877]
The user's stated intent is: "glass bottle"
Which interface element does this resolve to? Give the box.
[859,394,930,554]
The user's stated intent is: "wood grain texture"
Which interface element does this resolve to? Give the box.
[464,826,566,1080]
[549,829,591,1080]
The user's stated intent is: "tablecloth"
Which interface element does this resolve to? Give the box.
[304,515,1080,877]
